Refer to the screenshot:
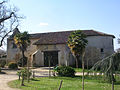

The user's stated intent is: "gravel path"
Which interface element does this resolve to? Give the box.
[0,70,19,90]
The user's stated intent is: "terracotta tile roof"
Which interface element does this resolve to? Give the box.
[32,30,115,45]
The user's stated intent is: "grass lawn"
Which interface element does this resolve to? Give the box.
[74,68,100,73]
[74,68,89,72]
[8,76,120,90]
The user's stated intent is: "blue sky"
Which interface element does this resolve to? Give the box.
[8,0,120,50]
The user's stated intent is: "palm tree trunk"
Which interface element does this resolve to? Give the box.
[22,50,25,67]
[87,59,88,70]
[82,56,84,90]
[75,56,78,68]
[73,54,79,68]
[21,74,24,86]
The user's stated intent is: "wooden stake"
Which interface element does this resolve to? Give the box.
[58,80,63,90]
[33,71,35,78]
[18,72,21,80]
[112,80,114,90]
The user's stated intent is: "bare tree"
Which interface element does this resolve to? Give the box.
[91,52,120,90]
[84,47,101,69]
[0,0,20,47]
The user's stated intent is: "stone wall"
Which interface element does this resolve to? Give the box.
[7,38,39,64]
[86,36,114,54]
[34,44,68,66]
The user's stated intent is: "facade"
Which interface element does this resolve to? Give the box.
[7,28,115,67]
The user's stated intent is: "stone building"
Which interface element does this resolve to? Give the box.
[7,28,115,67]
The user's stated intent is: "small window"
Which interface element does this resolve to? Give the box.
[112,40,113,45]
[101,48,104,53]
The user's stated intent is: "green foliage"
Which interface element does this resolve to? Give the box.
[0,60,6,68]
[14,31,30,52]
[74,68,89,72]
[18,57,27,67]
[67,30,88,68]
[8,62,18,69]
[14,31,30,67]
[54,66,76,77]
[17,68,32,79]
[67,30,88,56]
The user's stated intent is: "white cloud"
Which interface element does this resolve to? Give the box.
[39,23,48,26]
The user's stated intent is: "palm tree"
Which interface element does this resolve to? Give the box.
[67,30,88,68]
[14,31,30,86]
[14,31,30,67]
[67,30,88,90]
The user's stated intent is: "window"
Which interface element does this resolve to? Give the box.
[112,39,113,45]
[101,48,104,53]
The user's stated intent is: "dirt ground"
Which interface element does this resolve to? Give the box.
[0,67,51,90]
[0,70,19,90]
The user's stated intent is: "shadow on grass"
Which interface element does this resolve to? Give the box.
[49,75,102,80]
[30,78,40,81]
[114,81,120,85]
[49,76,82,81]
[21,83,31,88]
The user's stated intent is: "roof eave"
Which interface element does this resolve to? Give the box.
[33,43,66,45]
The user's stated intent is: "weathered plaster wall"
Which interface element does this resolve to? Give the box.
[35,44,67,66]
[33,44,76,67]
[63,36,114,67]
[7,38,39,64]
[86,36,114,56]
[32,50,43,66]
[7,39,20,62]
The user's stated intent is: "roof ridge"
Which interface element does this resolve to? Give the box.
[91,30,113,36]
[29,30,92,35]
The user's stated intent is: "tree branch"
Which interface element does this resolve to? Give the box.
[0,30,12,47]
[0,12,14,24]
[0,1,6,5]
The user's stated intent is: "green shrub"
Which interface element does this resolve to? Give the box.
[17,67,32,79]
[54,66,76,77]
[8,62,18,69]
[18,57,27,67]
[0,60,6,68]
